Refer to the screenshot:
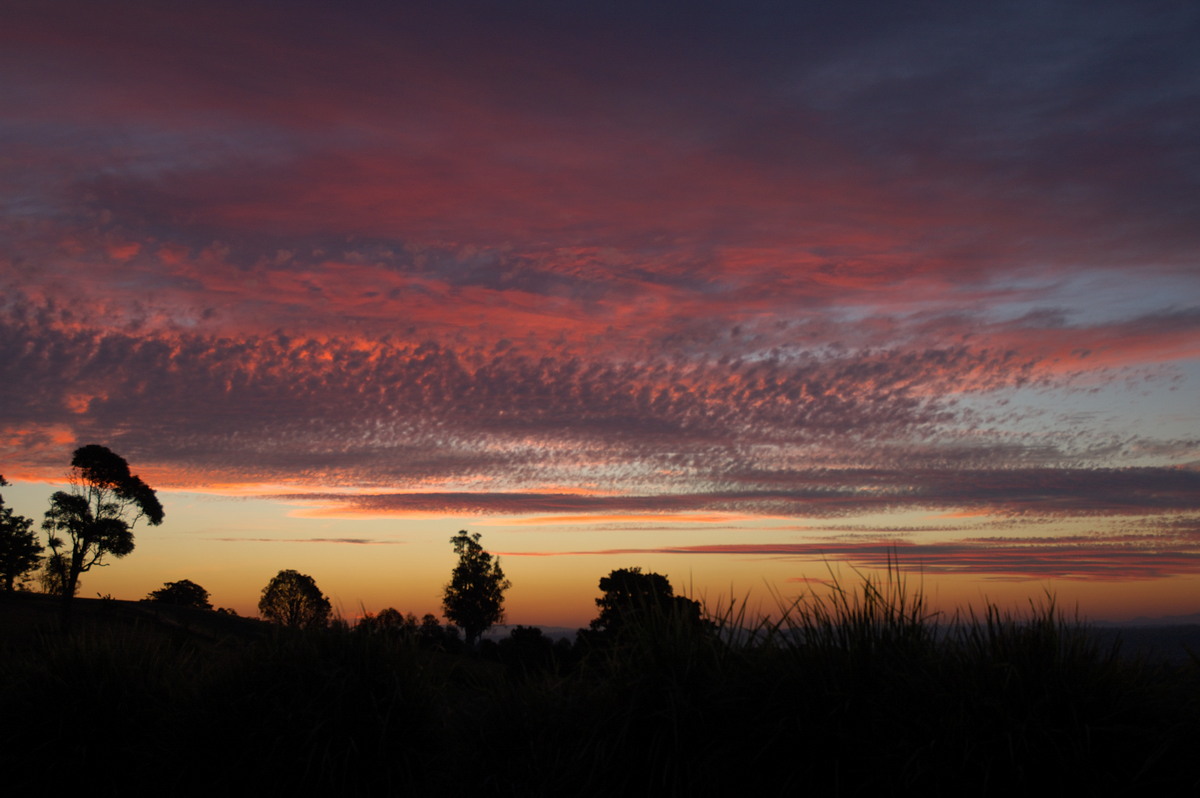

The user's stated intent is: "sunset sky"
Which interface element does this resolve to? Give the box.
[2,0,1198,627]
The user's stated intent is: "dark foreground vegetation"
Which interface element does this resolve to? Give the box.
[3,575,1198,796]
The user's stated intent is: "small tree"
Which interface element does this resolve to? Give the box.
[442,530,511,647]
[0,476,43,591]
[144,579,212,609]
[258,569,331,629]
[41,445,164,610]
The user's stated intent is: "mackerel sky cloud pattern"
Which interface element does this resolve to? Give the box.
[2,0,1198,592]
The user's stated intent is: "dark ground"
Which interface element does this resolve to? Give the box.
[4,590,1197,662]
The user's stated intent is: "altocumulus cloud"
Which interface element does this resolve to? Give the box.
[2,0,1199,589]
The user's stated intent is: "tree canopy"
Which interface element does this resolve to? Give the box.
[442,530,511,647]
[259,569,331,629]
[0,476,42,591]
[41,445,164,604]
[144,579,212,609]
[588,567,704,637]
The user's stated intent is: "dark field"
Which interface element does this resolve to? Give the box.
[3,588,1197,796]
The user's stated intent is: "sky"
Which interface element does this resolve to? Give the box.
[2,0,1198,626]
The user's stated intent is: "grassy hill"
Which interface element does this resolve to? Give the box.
[3,587,1198,795]
[0,590,269,647]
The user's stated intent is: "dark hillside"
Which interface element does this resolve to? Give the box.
[0,590,270,649]
[2,588,1197,795]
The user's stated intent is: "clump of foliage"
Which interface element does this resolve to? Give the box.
[39,551,76,596]
[258,569,331,629]
[585,566,706,640]
[144,579,212,609]
[0,476,42,590]
[355,608,463,651]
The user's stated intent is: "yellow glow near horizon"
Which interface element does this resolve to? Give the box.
[4,480,1196,629]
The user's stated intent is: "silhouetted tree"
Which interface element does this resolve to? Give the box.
[496,625,558,674]
[258,569,331,629]
[357,607,418,637]
[144,578,212,609]
[420,612,443,641]
[375,607,407,629]
[41,445,163,612]
[0,476,42,590]
[588,567,705,638]
[442,530,510,647]
[417,612,462,650]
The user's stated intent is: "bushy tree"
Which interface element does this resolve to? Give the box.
[357,607,418,637]
[496,625,558,673]
[395,608,459,644]
[258,569,331,629]
[41,445,164,606]
[374,606,407,629]
[442,530,510,647]
[0,476,42,591]
[144,578,212,609]
[588,567,704,637]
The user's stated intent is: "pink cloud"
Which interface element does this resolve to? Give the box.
[500,538,1200,582]
[3,0,1198,602]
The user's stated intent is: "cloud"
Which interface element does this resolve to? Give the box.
[3,298,1198,508]
[498,535,1200,581]
[1,0,1197,598]
[5,0,1198,274]
[266,465,1200,520]
[212,537,406,546]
